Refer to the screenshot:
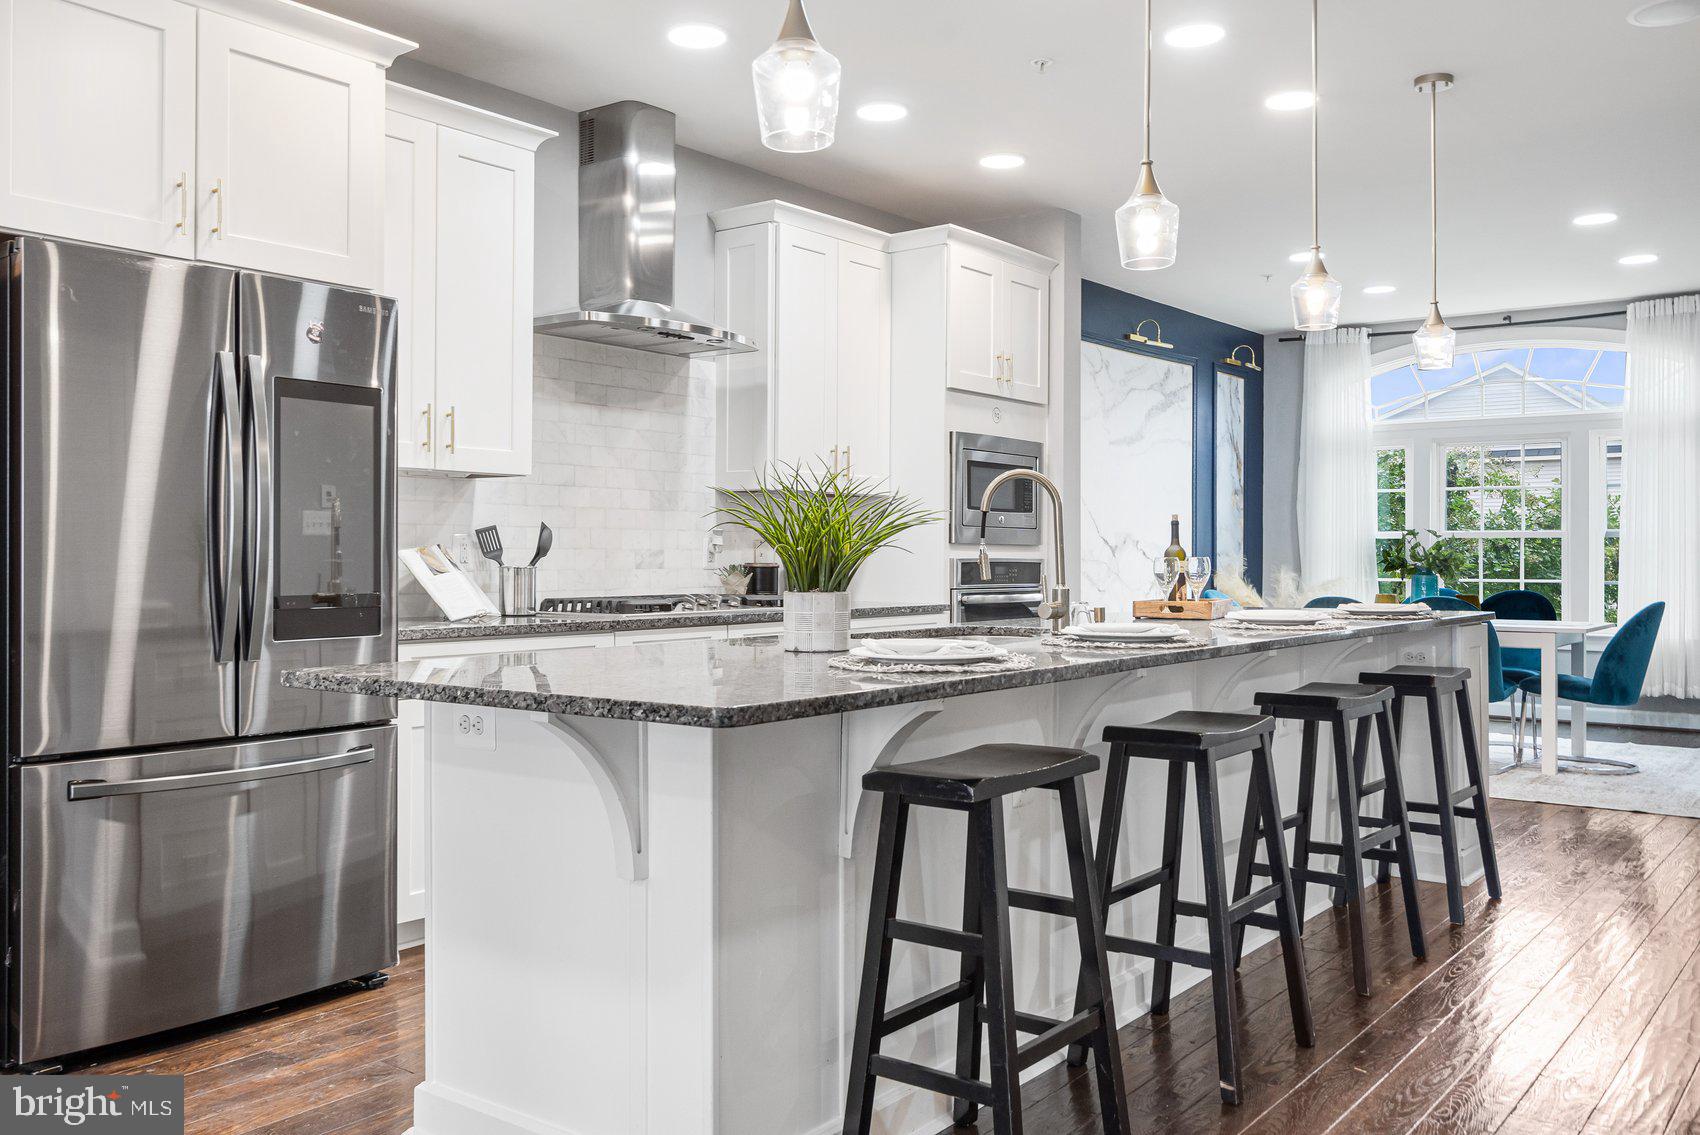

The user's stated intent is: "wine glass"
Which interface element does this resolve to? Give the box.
[1185,556,1212,600]
[1152,556,1181,599]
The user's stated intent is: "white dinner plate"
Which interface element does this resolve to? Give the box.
[858,637,989,656]
[1339,602,1430,617]
[852,641,1008,664]
[1061,624,1186,642]
[1225,609,1331,626]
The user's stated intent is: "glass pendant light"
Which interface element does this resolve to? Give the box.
[1290,0,1342,330]
[1412,73,1456,370]
[1115,0,1179,269]
[752,0,841,153]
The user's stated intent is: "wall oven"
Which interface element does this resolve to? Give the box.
[950,557,1045,625]
[951,432,1043,545]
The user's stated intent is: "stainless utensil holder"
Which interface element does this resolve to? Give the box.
[500,565,537,616]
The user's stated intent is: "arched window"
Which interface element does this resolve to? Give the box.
[1370,337,1626,621]
[1371,345,1627,422]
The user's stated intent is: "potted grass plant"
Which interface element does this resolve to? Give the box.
[714,462,939,651]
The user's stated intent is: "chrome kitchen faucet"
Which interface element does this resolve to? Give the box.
[978,469,1070,632]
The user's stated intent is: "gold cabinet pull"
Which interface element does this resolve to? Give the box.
[209,178,224,236]
[830,444,839,471]
[445,406,456,453]
[843,444,851,471]
[175,173,188,233]
[421,403,433,450]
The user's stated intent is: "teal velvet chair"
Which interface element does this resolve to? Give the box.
[1411,595,1477,612]
[1403,588,1458,603]
[1304,595,1358,608]
[1515,601,1665,774]
[1485,624,1539,769]
[1481,589,1557,674]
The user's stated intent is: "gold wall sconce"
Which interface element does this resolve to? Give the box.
[1219,343,1261,372]
[1125,318,1173,349]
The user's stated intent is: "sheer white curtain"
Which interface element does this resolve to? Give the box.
[1297,327,1377,600]
[1622,294,1700,697]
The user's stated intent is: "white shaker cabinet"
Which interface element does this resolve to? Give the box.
[384,85,554,477]
[710,200,891,490]
[890,225,1056,406]
[0,0,412,285]
[194,9,384,288]
[0,0,198,255]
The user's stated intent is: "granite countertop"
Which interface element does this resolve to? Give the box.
[398,603,949,642]
[289,612,1492,729]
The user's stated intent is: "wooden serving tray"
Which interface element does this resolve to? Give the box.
[1132,598,1235,621]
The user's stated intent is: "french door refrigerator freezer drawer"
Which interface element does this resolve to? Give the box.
[11,724,398,1065]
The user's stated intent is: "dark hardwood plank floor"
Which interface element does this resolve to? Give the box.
[49,798,1700,1134]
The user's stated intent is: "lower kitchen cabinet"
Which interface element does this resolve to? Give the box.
[385,84,554,477]
[395,632,611,940]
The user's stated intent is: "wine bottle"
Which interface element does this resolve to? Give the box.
[1164,514,1188,600]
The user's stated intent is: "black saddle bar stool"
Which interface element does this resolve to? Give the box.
[1357,664,1503,925]
[843,743,1132,1135]
[1234,681,1426,996]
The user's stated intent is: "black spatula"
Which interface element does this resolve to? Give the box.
[529,522,553,566]
[475,526,504,567]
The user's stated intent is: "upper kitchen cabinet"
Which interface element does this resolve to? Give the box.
[0,0,413,286]
[0,0,197,255]
[711,201,891,490]
[385,84,555,478]
[888,225,1056,406]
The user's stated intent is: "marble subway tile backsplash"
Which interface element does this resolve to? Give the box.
[397,335,751,619]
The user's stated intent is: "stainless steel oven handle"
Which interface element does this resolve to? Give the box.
[243,352,273,662]
[957,592,1044,605]
[210,351,242,663]
[67,747,375,801]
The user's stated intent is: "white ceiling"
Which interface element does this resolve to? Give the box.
[320,0,1699,332]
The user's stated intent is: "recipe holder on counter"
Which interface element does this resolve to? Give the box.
[1132,598,1235,621]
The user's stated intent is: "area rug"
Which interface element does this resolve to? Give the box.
[1488,738,1700,818]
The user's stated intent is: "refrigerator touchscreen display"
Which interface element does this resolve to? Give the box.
[273,376,383,639]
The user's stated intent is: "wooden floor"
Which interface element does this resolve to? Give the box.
[66,798,1700,1134]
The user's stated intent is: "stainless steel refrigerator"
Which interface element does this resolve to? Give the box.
[3,236,399,1067]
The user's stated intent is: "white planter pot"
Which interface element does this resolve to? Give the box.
[782,590,851,652]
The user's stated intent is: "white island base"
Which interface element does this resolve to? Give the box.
[405,624,1489,1135]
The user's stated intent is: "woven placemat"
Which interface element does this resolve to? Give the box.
[1218,619,1350,634]
[828,652,1039,676]
[1039,634,1198,652]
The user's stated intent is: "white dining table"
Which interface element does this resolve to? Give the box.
[1492,618,1614,775]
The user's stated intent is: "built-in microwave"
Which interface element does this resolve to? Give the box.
[951,432,1043,545]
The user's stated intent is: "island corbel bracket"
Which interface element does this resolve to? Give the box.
[839,701,945,859]
[542,714,649,882]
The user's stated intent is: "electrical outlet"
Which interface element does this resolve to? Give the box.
[453,711,495,751]
[320,483,337,508]
[451,534,474,571]
[1400,647,1432,665]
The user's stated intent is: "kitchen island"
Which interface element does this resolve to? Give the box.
[285,613,1492,1135]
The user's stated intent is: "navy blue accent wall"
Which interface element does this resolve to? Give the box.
[1080,279,1265,585]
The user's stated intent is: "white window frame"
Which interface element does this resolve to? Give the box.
[1369,328,1624,623]
[1375,444,1412,596]
[1588,430,1623,625]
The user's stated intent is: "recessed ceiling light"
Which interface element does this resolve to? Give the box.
[1164,23,1225,48]
[1288,250,1315,264]
[1264,90,1316,111]
[666,23,726,49]
[1618,253,1660,265]
[979,153,1025,170]
[1572,212,1619,226]
[1363,284,1397,295]
[1628,0,1700,27]
[856,102,908,123]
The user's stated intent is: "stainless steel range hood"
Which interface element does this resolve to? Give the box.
[535,101,756,357]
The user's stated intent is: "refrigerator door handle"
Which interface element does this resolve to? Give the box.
[210,351,242,663]
[243,352,273,662]
[65,746,375,800]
